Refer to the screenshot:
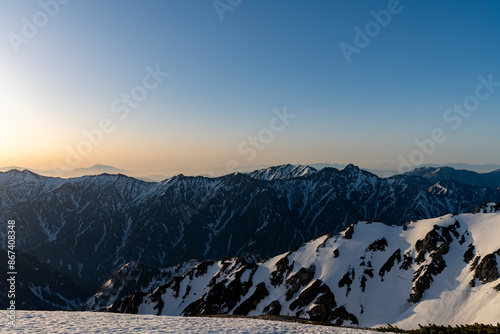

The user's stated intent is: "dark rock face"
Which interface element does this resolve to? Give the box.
[410,222,460,303]
[366,238,388,252]
[360,275,368,292]
[379,249,402,280]
[400,251,413,270]
[262,300,281,315]
[338,268,355,296]
[289,279,335,312]
[327,306,359,326]
[193,261,216,278]
[184,263,257,316]
[470,256,480,271]
[343,225,355,239]
[106,291,146,314]
[308,286,337,320]
[364,269,374,278]
[285,266,316,301]
[463,244,475,264]
[233,282,269,315]
[316,233,334,252]
[286,278,355,325]
[474,250,500,284]
[270,256,294,287]
[415,222,460,264]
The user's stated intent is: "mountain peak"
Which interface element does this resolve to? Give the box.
[344,163,358,169]
[341,163,361,173]
[2,168,43,178]
[248,164,317,181]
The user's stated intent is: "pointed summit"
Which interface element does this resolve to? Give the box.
[342,163,360,173]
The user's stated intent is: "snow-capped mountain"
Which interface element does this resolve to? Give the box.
[248,164,317,180]
[106,210,500,329]
[404,166,500,189]
[1,164,500,308]
[0,164,129,179]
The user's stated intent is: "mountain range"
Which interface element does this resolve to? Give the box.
[0,164,129,179]
[404,166,500,189]
[3,162,499,180]
[1,164,500,312]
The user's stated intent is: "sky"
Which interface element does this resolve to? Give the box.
[1,0,499,176]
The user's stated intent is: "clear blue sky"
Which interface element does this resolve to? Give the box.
[1,0,499,175]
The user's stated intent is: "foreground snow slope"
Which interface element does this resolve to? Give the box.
[108,212,500,329]
[0,311,379,334]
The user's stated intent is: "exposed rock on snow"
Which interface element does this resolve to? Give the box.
[475,202,500,213]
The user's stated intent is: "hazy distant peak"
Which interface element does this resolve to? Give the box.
[1,168,47,180]
[405,165,500,188]
[71,164,128,175]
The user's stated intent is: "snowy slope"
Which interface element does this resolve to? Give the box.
[0,311,380,334]
[107,211,500,329]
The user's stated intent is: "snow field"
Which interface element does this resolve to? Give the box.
[0,311,382,334]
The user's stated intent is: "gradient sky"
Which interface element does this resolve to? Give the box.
[1,0,499,175]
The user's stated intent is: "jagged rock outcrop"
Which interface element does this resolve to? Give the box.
[475,202,500,213]
[473,249,500,284]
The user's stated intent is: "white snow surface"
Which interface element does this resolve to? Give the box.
[0,311,379,334]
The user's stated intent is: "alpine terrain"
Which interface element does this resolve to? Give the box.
[1,164,500,310]
[106,207,500,329]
